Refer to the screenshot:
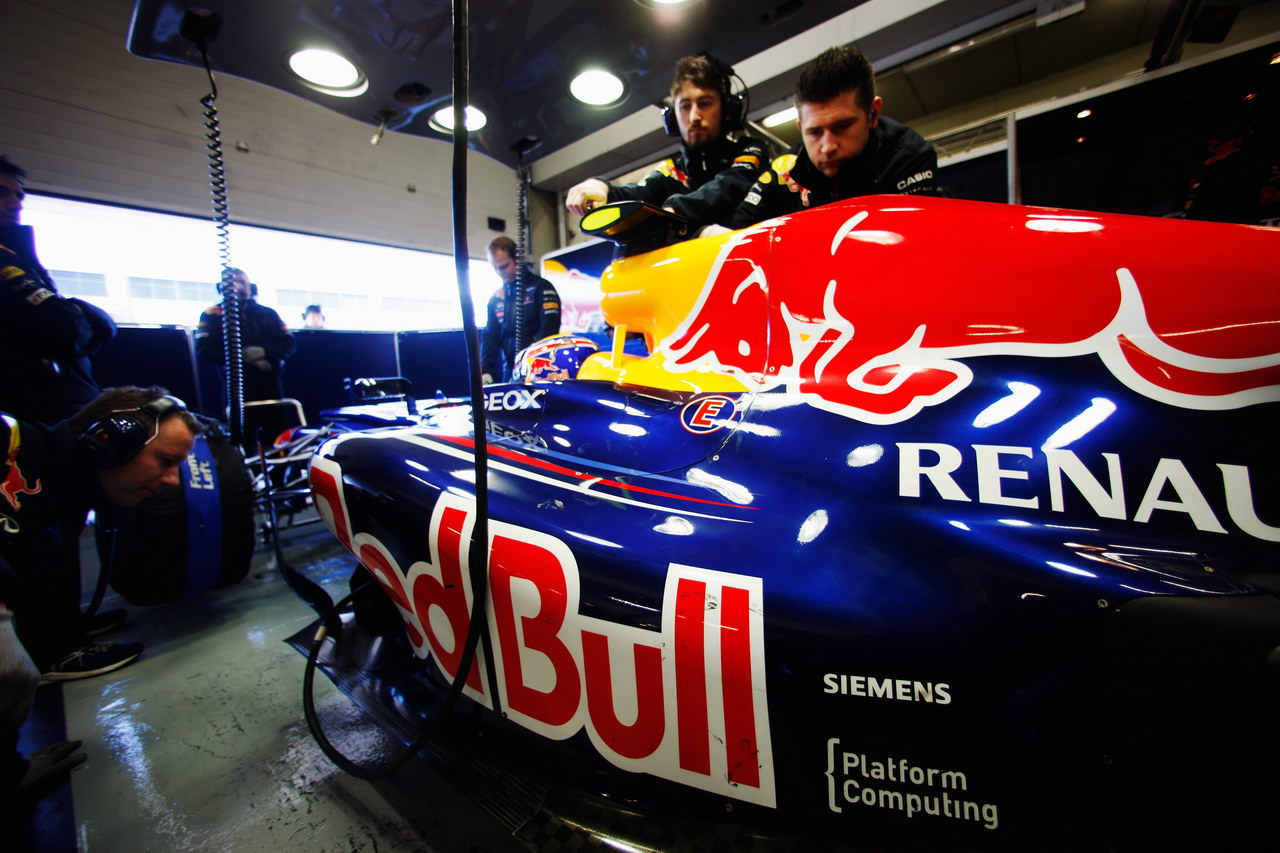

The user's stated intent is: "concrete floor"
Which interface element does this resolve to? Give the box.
[19,513,530,853]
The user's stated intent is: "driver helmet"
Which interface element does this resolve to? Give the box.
[514,335,599,383]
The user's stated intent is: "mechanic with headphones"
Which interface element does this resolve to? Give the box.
[721,45,937,230]
[565,54,769,236]
[1,386,200,797]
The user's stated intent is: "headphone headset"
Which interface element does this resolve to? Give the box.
[662,52,746,137]
[78,395,188,468]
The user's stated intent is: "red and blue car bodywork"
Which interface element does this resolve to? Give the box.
[307,196,1280,851]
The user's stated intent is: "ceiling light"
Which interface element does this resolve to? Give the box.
[763,106,797,127]
[288,48,367,97]
[1076,108,1092,119]
[1271,51,1280,64]
[429,105,487,133]
[570,69,625,105]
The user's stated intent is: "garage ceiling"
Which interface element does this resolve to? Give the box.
[126,0,861,176]
[126,0,1275,191]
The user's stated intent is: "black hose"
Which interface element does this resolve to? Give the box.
[449,0,504,719]
[298,0,503,779]
[301,584,482,779]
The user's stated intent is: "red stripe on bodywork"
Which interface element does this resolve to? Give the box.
[433,434,752,509]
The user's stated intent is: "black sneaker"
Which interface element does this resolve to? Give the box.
[83,607,128,637]
[39,641,143,683]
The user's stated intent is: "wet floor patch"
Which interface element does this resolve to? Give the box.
[60,519,530,852]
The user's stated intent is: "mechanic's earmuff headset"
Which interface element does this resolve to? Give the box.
[78,395,188,468]
[662,52,745,137]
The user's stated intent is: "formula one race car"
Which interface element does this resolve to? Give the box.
[305,196,1280,852]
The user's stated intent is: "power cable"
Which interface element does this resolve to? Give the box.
[186,16,245,446]
[299,0,503,778]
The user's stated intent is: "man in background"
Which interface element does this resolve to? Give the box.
[481,236,560,384]
[0,154,117,426]
[565,54,769,235]
[301,304,325,329]
[725,46,937,229]
[195,268,296,406]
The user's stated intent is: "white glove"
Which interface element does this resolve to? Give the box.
[242,345,266,362]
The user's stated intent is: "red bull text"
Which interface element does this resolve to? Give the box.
[310,456,776,806]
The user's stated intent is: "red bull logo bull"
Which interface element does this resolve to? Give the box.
[661,197,1280,424]
[2,416,42,513]
[1,465,41,512]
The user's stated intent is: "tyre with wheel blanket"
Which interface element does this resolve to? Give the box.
[97,419,254,605]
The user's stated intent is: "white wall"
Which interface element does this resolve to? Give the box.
[0,0,520,259]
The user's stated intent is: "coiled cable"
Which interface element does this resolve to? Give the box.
[513,157,530,358]
[194,41,244,443]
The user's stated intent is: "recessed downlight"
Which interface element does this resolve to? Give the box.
[429,105,487,133]
[287,48,368,97]
[289,48,358,87]
[570,69,625,105]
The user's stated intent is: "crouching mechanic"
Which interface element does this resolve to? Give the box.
[2,387,200,797]
[725,45,937,229]
[565,54,769,235]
